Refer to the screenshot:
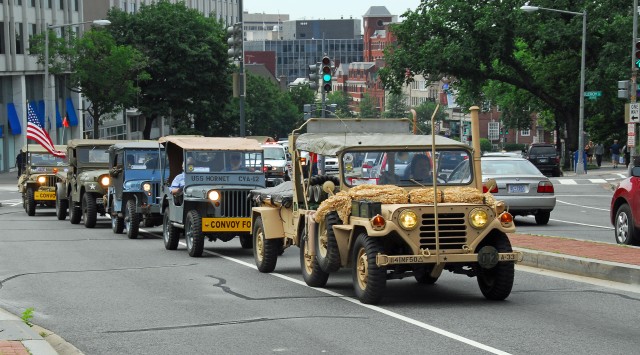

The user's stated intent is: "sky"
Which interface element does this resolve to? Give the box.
[243,1,423,22]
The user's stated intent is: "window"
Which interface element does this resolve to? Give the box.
[48,0,52,8]
[0,22,4,54]
[488,121,499,141]
[520,128,530,136]
[31,0,35,6]
[15,23,24,55]
[74,0,78,11]
[59,0,63,10]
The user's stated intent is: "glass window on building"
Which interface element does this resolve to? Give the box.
[0,22,4,54]
[15,23,24,55]
[59,0,63,10]
[488,121,499,141]
[48,0,52,9]
[75,0,79,11]
[520,129,531,136]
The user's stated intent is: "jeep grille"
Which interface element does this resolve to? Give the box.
[419,213,467,250]
[40,176,58,188]
[221,190,251,217]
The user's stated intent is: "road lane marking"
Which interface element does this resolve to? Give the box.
[549,218,613,230]
[558,180,577,184]
[162,240,511,355]
[556,200,610,211]
[588,179,607,183]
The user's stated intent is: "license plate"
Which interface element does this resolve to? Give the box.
[538,158,548,163]
[34,191,56,200]
[202,218,252,232]
[508,184,526,193]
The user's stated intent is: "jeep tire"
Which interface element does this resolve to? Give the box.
[69,193,81,224]
[125,199,141,239]
[316,212,341,273]
[56,189,68,220]
[26,188,36,216]
[239,233,253,249]
[82,193,98,228]
[476,232,515,301]
[300,229,329,287]
[185,210,204,257]
[253,217,281,273]
[163,209,179,250]
[112,211,124,234]
[352,232,386,305]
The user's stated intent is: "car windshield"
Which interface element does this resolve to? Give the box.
[184,150,263,173]
[343,148,472,187]
[28,153,66,166]
[263,147,285,160]
[77,147,110,164]
[482,159,542,175]
[530,146,556,155]
[124,149,161,170]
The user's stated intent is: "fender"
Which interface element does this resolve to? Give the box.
[252,207,284,239]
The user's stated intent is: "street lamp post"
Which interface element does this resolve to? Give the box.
[521,5,587,174]
[44,19,110,143]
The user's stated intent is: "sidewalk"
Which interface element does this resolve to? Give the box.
[0,309,58,355]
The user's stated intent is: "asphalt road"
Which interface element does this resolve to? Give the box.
[0,197,639,354]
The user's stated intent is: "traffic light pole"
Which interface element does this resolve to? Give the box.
[239,0,246,137]
[630,0,638,174]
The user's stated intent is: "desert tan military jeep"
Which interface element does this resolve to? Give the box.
[250,107,522,304]
[17,144,68,216]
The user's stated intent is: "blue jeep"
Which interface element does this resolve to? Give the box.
[106,141,166,239]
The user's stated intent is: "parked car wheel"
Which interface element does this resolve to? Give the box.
[614,204,639,245]
[476,232,515,301]
[82,193,97,228]
[253,217,281,272]
[56,189,67,220]
[69,193,81,224]
[185,210,204,257]
[300,229,329,287]
[535,211,551,225]
[352,232,386,305]
[316,212,341,273]
[26,188,36,216]
[163,209,180,250]
[125,199,141,239]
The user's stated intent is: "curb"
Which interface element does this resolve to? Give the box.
[516,247,640,285]
[0,309,58,355]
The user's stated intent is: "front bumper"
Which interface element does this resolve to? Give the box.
[376,250,523,266]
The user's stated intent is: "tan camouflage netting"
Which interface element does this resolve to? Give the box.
[314,185,497,223]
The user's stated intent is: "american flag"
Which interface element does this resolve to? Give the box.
[26,103,66,158]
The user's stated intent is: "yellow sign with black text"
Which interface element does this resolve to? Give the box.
[202,218,251,232]
[34,191,56,200]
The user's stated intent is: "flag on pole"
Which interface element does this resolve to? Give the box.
[26,102,66,158]
[62,115,69,128]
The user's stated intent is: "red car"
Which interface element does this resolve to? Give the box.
[611,170,640,245]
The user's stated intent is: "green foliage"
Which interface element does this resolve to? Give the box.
[503,143,527,152]
[381,0,632,160]
[383,92,408,118]
[414,101,447,134]
[480,138,493,153]
[326,91,355,118]
[358,93,379,118]
[21,307,34,327]
[108,0,230,138]
[287,85,316,114]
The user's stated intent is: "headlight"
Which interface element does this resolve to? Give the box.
[37,176,46,184]
[100,175,110,186]
[469,208,489,229]
[142,183,151,192]
[208,190,221,201]
[398,209,418,230]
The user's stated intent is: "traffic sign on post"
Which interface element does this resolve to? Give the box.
[630,103,640,123]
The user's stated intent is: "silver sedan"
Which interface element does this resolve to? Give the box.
[481,157,556,225]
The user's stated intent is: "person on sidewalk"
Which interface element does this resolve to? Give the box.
[585,141,594,164]
[610,140,621,168]
[594,142,604,167]
[624,144,631,168]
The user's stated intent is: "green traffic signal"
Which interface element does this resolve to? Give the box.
[322,73,331,82]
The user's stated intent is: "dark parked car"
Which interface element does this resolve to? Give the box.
[611,166,640,245]
[526,143,561,177]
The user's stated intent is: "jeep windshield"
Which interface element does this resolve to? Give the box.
[342,149,472,187]
[28,153,66,166]
[77,146,110,164]
[124,149,161,170]
[185,150,263,173]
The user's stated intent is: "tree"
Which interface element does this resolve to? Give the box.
[29,29,148,138]
[380,0,632,167]
[326,91,355,118]
[414,101,447,135]
[383,92,408,118]
[108,0,230,138]
[358,93,379,118]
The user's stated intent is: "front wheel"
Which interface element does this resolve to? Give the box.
[163,209,180,250]
[26,188,36,216]
[300,230,329,287]
[82,193,97,228]
[476,233,515,301]
[351,233,386,304]
[111,209,124,234]
[253,217,281,273]
[56,190,68,220]
[69,193,81,224]
[125,199,141,239]
[615,204,639,245]
[535,211,551,225]
[185,210,204,257]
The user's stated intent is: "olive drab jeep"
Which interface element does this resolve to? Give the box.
[55,139,123,228]
[17,144,68,216]
[105,141,165,239]
[159,136,266,257]
[250,107,523,305]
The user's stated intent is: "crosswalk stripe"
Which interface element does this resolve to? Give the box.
[558,179,578,184]
[588,179,607,183]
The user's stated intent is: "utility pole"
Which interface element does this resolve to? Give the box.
[239,0,246,137]
[227,1,245,136]
[629,0,638,174]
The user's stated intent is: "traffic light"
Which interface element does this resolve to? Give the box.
[321,56,332,92]
[636,41,640,69]
[227,22,243,61]
[307,63,319,91]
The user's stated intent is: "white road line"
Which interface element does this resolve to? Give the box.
[615,173,626,179]
[588,179,607,183]
[554,195,611,197]
[558,180,577,185]
[166,241,511,355]
[549,218,613,230]
[556,200,610,211]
